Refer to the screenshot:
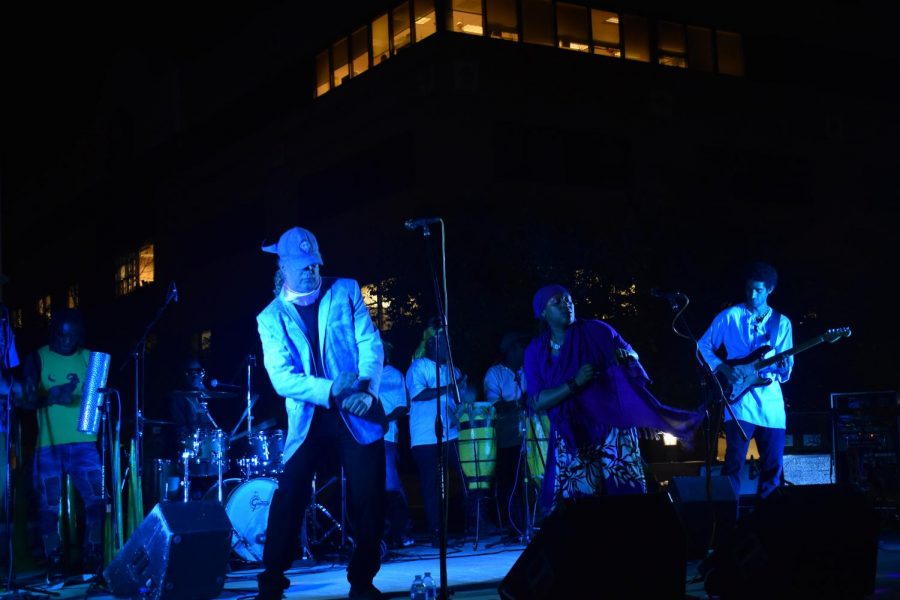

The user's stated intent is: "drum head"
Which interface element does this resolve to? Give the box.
[225,478,279,562]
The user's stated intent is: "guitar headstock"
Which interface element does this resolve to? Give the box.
[824,327,852,343]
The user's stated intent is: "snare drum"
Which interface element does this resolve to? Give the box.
[182,428,230,477]
[204,477,278,562]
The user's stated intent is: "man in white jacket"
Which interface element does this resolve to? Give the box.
[254,226,386,600]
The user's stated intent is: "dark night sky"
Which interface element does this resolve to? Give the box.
[1,2,291,195]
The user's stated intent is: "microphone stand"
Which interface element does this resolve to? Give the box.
[414,220,459,600]
[118,286,176,488]
[659,293,746,555]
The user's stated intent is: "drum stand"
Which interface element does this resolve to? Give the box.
[301,473,346,562]
[488,410,545,549]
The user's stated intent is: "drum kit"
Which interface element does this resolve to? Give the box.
[149,382,292,563]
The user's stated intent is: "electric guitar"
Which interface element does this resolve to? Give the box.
[718,327,852,404]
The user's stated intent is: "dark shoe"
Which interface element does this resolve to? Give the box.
[255,571,290,600]
[45,553,66,588]
[349,582,383,600]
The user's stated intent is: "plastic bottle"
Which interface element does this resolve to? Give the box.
[423,571,436,600]
[410,574,426,600]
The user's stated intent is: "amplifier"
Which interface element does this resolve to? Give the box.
[783,453,835,486]
[831,391,900,496]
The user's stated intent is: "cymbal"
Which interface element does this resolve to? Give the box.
[142,417,176,426]
[183,389,238,400]
[230,418,277,441]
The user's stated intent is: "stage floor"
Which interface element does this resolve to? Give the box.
[6,528,900,599]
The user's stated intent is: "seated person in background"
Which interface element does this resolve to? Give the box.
[168,357,217,442]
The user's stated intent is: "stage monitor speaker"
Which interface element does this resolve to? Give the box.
[669,475,738,560]
[104,501,232,600]
[703,484,878,599]
[498,493,686,600]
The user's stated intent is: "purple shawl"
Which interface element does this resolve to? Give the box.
[524,319,704,451]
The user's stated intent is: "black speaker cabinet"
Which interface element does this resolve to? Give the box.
[498,493,686,599]
[703,484,879,599]
[669,475,738,560]
[104,501,232,599]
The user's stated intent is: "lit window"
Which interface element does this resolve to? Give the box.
[591,9,621,57]
[486,0,518,41]
[12,308,23,330]
[116,243,155,297]
[332,37,350,87]
[716,31,744,76]
[657,21,686,68]
[414,0,436,41]
[315,51,330,97]
[372,14,390,65]
[351,27,369,77]
[37,294,52,324]
[393,3,412,53]
[200,329,213,352]
[452,0,483,36]
[687,26,713,72]
[67,284,79,308]
[622,14,649,62]
[138,244,155,286]
[556,3,589,52]
[521,0,553,46]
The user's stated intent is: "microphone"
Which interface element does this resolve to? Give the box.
[209,379,242,390]
[650,288,684,304]
[168,281,178,303]
[404,217,441,230]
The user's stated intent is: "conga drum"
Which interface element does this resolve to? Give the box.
[457,402,496,492]
[525,413,551,483]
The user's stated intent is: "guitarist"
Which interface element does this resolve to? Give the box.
[698,261,793,501]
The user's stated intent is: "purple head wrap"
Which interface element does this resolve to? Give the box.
[532,284,570,318]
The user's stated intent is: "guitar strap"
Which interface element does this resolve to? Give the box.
[766,310,781,348]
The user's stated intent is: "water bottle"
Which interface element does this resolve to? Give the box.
[410,574,426,600]
[423,571,436,600]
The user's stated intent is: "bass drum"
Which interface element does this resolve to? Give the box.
[203,477,279,562]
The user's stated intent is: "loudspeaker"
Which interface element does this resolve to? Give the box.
[104,501,232,599]
[669,475,738,560]
[700,462,758,496]
[703,484,878,599]
[498,493,686,599]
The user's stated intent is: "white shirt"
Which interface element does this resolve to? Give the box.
[698,304,794,428]
[380,364,407,443]
[483,363,526,448]
[406,357,460,448]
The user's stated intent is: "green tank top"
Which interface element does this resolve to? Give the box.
[36,346,97,447]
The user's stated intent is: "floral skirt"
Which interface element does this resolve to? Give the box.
[552,426,646,508]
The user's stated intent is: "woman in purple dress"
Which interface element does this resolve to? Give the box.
[524,284,703,512]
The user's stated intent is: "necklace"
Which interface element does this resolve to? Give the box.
[549,338,562,351]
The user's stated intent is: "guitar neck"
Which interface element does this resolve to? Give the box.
[756,335,826,369]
